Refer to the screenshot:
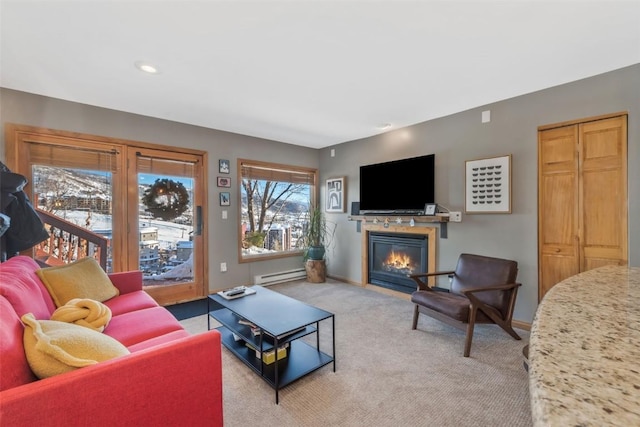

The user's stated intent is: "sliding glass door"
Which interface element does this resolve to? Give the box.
[6,124,208,305]
[128,148,205,304]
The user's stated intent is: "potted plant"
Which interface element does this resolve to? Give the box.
[300,206,335,282]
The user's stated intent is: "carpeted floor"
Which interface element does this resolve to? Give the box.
[180,279,532,427]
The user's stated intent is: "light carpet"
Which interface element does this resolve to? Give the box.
[180,279,532,427]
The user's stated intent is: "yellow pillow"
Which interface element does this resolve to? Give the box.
[36,257,119,307]
[51,298,113,332]
[21,313,129,379]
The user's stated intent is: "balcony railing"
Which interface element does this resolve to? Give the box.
[35,208,109,270]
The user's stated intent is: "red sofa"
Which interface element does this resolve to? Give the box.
[0,256,223,426]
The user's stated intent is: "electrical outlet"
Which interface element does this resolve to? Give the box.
[450,211,462,222]
[220,262,227,272]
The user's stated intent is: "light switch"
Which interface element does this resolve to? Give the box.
[222,210,227,219]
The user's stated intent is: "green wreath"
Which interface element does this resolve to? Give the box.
[142,178,189,221]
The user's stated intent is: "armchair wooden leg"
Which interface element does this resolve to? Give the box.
[498,322,521,341]
[464,322,475,357]
[412,305,419,330]
[464,307,478,357]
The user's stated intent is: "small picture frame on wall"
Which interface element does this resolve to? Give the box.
[219,159,230,174]
[219,192,230,206]
[217,177,231,187]
[465,154,512,214]
[424,203,437,216]
[326,177,346,213]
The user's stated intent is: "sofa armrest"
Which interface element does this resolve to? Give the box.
[0,330,223,427]
[108,270,143,294]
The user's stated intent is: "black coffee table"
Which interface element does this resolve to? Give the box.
[208,285,335,403]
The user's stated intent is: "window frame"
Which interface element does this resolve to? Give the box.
[237,158,318,263]
[5,123,209,305]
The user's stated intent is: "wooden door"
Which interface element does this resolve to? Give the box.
[127,147,207,306]
[579,117,628,271]
[538,114,627,301]
[538,125,580,299]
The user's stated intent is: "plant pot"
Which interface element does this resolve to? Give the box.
[306,246,325,260]
[305,259,326,283]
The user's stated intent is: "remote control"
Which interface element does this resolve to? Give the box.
[226,287,245,296]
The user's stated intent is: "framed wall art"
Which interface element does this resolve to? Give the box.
[217,176,231,187]
[219,159,230,174]
[424,203,437,216]
[219,192,230,206]
[465,154,511,214]
[326,177,346,213]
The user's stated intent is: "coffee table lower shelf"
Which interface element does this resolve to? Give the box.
[216,326,334,391]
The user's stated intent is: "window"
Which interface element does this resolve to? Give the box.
[238,159,317,262]
[6,124,207,306]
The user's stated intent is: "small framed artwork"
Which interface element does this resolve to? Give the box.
[465,154,512,214]
[219,159,230,174]
[217,176,231,187]
[424,203,437,216]
[219,192,230,206]
[326,177,346,213]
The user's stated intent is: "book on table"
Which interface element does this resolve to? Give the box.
[235,315,305,340]
[245,342,289,365]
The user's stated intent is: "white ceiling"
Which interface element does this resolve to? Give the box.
[1,1,639,149]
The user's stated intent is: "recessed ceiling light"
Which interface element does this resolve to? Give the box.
[134,61,160,74]
[377,123,392,130]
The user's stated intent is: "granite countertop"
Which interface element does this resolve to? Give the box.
[529,265,640,426]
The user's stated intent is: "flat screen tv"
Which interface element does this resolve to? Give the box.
[359,154,435,214]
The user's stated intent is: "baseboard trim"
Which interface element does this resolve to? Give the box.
[512,319,531,331]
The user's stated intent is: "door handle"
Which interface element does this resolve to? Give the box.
[195,206,203,236]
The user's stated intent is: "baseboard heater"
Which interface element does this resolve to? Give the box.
[253,268,306,286]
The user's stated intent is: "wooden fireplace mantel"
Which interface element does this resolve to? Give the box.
[361,224,437,294]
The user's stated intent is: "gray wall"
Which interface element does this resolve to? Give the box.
[0,89,320,290]
[320,64,640,323]
[2,63,638,322]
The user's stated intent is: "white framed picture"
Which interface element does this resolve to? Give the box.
[465,154,511,214]
[424,203,437,216]
[326,177,346,213]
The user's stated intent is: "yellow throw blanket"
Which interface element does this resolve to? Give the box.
[50,298,112,332]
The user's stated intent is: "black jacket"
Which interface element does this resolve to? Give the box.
[0,163,49,259]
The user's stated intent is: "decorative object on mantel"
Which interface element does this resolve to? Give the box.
[464,154,512,214]
[326,177,346,213]
[142,178,189,221]
[347,215,448,224]
[424,203,437,215]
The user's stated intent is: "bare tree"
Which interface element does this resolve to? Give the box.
[36,175,71,214]
[241,179,307,244]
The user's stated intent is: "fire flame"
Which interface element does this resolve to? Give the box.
[383,250,416,272]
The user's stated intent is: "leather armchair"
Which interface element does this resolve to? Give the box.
[410,253,521,357]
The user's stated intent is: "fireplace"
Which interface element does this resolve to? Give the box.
[368,232,427,294]
[361,224,437,294]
